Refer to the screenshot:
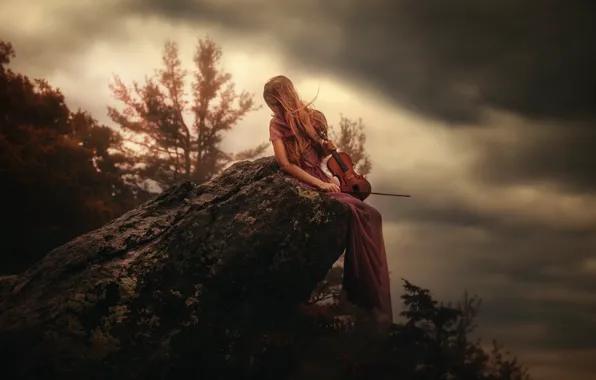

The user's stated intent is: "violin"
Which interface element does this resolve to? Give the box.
[316,131,410,201]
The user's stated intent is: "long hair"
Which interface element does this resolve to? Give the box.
[263,75,328,165]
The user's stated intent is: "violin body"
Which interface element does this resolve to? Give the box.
[326,151,372,201]
[315,130,409,199]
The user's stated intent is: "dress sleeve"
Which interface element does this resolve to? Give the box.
[269,118,294,141]
[269,119,283,141]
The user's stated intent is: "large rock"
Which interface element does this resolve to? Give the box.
[0,156,350,379]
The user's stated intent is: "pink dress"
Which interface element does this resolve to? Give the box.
[269,115,393,323]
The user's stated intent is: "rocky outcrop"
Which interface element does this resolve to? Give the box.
[0,156,350,379]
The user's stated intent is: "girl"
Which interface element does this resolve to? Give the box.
[263,75,393,330]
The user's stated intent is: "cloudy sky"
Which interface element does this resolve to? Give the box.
[2,0,595,378]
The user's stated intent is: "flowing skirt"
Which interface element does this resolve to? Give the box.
[298,165,393,323]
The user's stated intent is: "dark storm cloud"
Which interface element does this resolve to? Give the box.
[373,184,596,282]
[127,0,596,124]
[125,0,596,193]
[481,297,596,350]
[471,122,596,193]
[366,171,596,353]
[3,0,594,191]
[396,211,596,352]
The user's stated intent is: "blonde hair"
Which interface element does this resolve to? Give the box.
[263,75,328,165]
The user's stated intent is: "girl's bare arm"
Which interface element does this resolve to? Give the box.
[272,139,324,188]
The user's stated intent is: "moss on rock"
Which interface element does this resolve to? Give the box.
[0,156,349,379]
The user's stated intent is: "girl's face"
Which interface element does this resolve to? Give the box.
[265,94,283,116]
[270,104,283,116]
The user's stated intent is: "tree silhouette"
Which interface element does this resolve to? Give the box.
[0,40,141,274]
[108,37,268,191]
[328,114,372,176]
[370,280,532,380]
[250,279,532,380]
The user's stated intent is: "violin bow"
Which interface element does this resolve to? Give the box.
[312,189,411,197]
[365,191,410,197]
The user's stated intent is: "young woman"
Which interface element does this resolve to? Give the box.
[263,75,393,330]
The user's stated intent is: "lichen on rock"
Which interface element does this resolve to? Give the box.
[296,185,320,199]
[0,156,350,379]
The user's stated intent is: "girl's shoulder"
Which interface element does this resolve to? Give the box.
[269,116,293,141]
[270,115,290,130]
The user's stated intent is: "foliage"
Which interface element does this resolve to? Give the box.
[0,36,270,273]
[108,37,268,191]
[328,114,372,176]
[0,41,144,274]
[258,280,531,380]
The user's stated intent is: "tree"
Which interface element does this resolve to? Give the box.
[0,40,140,274]
[379,280,531,380]
[328,114,372,176]
[108,37,268,192]
[252,279,532,380]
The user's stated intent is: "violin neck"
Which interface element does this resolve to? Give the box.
[330,150,349,172]
[318,132,350,173]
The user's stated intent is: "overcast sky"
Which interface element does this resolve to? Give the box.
[2,1,595,379]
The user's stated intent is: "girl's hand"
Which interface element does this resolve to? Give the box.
[317,181,340,193]
[322,140,337,152]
